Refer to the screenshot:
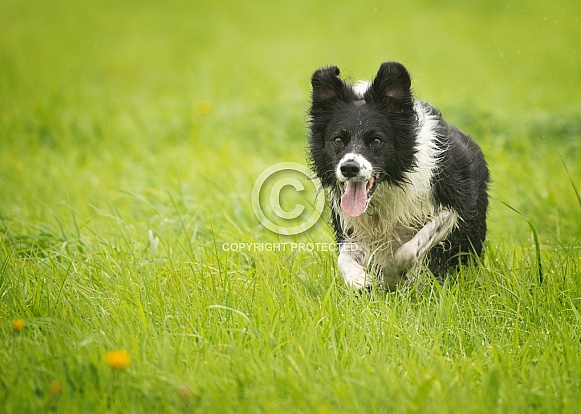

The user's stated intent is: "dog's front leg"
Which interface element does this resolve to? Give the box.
[384,209,459,286]
[337,241,371,290]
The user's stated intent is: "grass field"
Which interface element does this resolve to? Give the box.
[1,0,580,412]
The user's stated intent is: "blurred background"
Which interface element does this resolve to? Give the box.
[1,0,580,247]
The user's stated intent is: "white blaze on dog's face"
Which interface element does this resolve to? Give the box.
[336,153,377,217]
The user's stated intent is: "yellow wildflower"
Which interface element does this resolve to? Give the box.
[49,380,63,396]
[193,100,212,116]
[12,319,25,332]
[104,350,131,370]
[178,385,194,405]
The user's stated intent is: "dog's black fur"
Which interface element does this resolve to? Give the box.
[308,62,489,289]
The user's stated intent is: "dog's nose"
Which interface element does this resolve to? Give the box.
[340,161,360,178]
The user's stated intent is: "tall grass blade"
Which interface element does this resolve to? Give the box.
[501,201,543,284]
[560,155,581,211]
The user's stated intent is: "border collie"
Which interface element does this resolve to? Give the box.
[308,62,489,290]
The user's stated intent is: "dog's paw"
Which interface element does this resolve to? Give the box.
[382,244,417,287]
[344,269,371,290]
[338,257,371,290]
[393,243,417,271]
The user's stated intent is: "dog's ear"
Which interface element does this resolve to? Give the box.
[311,66,353,106]
[365,62,413,113]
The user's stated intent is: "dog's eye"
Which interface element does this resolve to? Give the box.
[333,137,344,146]
[371,137,383,147]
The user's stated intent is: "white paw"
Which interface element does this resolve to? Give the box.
[393,243,417,271]
[338,257,371,290]
[344,267,371,290]
[382,245,417,287]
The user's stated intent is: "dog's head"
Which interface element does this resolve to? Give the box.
[308,62,418,217]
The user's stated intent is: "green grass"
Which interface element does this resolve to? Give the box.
[1,0,580,412]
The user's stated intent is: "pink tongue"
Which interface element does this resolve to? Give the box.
[341,181,368,217]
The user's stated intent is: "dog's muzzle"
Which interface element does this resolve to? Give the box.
[336,154,379,217]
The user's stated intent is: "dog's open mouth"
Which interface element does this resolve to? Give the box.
[340,173,380,218]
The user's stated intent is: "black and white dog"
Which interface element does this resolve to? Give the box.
[308,62,489,290]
